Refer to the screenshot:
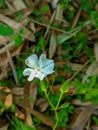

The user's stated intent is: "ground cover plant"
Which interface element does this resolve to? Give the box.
[0,0,98,130]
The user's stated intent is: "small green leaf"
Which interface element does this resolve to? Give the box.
[29,97,34,103]
[15,12,23,21]
[0,23,14,36]
[33,9,40,16]
[60,80,70,93]
[41,5,49,13]
[10,104,15,112]
[13,34,22,47]
[57,27,81,44]
[60,103,69,109]
[92,116,98,125]
[89,76,96,88]
[57,34,72,44]
[0,101,4,108]
[0,0,4,6]
[40,80,47,92]
[19,28,25,35]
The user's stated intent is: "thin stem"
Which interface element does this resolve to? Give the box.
[56,92,64,109]
[31,19,72,35]
[44,91,55,110]
[53,110,58,130]
[44,88,64,130]
[53,92,64,130]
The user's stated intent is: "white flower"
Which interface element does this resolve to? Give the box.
[23,53,54,81]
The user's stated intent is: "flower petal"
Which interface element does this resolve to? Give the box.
[25,54,39,68]
[39,53,54,69]
[23,68,35,81]
[34,70,46,80]
[23,68,46,81]
[41,62,54,75]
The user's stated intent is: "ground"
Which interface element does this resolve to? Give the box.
[0,0,98,130]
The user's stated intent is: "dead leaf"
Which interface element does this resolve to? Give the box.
[4,94,12,109]
[87,34,98,40]
[49,31,57,58]
[94,42,98,62]
[0,124,9,130]
[51,0,59,9]
[36,98,49,112]
[13,0,26,11]
[25,110,33,126]
[66,60,84,71]
[5,0,15,12]
[0,65,10,80]
[12,87,24,96]
[0,14,35,42]
[24,80,37,109]
[0,87,11,93]
[6,45,20,86]
[72,99,92,107]
[82,61,98,83]
[0,43,24,67]
[0,41,15,55]
[15,107,25,120]
[44,10,55,38]
[14,98,54,127]
[24,0,34,7]
[71,7,82,29]
[95,3,98,12]
[91,125,98,130]
[0,36,11,46]
[55,4,64,25]
[69,106,94,130]
[34,0,42,7]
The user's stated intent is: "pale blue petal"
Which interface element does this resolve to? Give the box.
[34,70,46,80]
[23,68,32,76]
[25,54,38,68]
[38,53,54,69]
[41,62,54,75]
[28,72,35,81]
[23,68,35,81]
[23,68,46,81]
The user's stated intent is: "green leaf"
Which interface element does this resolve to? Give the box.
[40,80,47,92]
[41,5,49,13]
[10,104,15,112]
[60,80,70,93]
[0,0,4,6]
[13,34,22,47]
[15,12,23,21]
[92,116,98,125]
[33,9,40,16]
[19,28,25,35]
[0,101,5,108]
[57,34,72,44]
[57,27,81,44]
[89,76,96,88]
[0,23,14,36]
[60,103,69,109]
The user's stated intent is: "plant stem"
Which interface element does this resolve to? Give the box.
[44,90,64,130]
[44,91,55,110]
[56,92,64,109]
[53,110,58,130]
[53,92,64,130]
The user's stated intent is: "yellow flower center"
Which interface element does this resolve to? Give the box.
[36,67,41,71]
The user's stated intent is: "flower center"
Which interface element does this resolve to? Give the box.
[36,67,41,71]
